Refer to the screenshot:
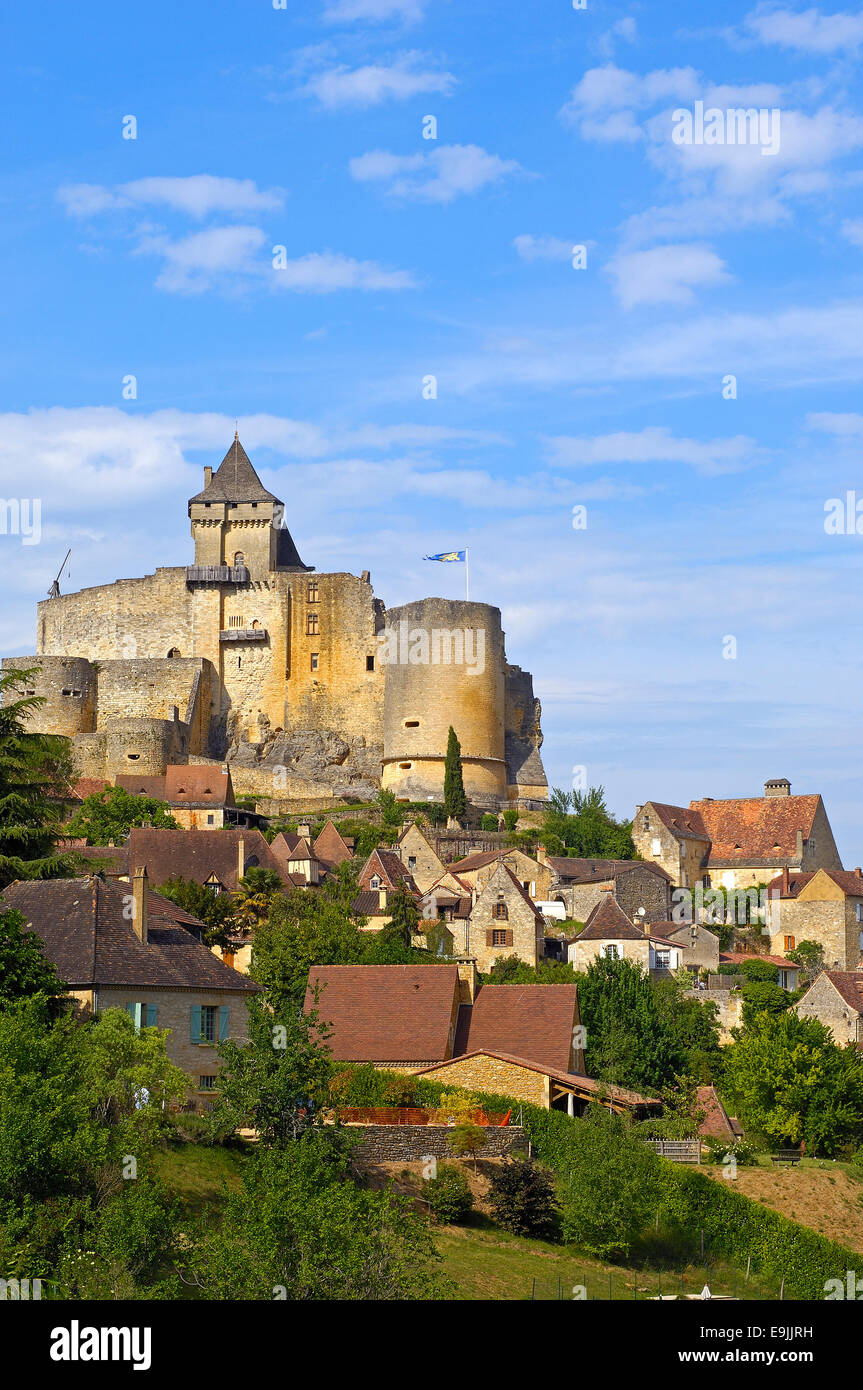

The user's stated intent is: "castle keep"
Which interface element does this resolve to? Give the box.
[5,438,547,808]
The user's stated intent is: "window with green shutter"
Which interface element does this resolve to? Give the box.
[126,1002,143,1032]
[190,1005,202,1044]
[218,1006,229,1041]
[145,1004,157,1028]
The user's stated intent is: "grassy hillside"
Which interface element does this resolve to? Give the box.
[704,1157,863,1255]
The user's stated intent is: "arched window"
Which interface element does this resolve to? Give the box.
[167,647,181,659]
[234,551,245,566]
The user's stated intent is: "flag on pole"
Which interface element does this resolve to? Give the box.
[423,550,466,562]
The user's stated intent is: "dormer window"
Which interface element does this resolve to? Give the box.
[370,875,382,889]
[493,902,508,920]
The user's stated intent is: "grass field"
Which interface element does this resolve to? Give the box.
[703,1155,863,1254]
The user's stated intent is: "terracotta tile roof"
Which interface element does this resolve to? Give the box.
[720,951,798,971]
[691,794,821,863]
[766,868,863,899]
[449,850,503,873]
[817,970,863,1013]
[164,765,233,807]
[304,964,460,1062]
[312,820,354,869]
[648,802,709,840]
[695,1085,737,1142]
[69,778,112,801]
[358,848,418,892]
[1,877,260,993]
[115,775,167,800]
[125,827,289,892]
[458,984,578,1074]
[577,894,647,941]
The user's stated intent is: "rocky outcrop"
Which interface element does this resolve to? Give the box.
[226,726,383,799]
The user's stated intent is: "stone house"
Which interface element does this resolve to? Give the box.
[358,847,420,895]
[1,872,259,1106]
[303,962,655,1114]
[649,920,720,974]
[116,764,238,830]
[542,855,672,925]
[449,848,551,901]
[458,861,546,972]
[632,780,842,891]
[396,822,448,893]
[567,894,687,976]
[795,970,863,1047]
[269,832,322,886]
[765,867,863,970]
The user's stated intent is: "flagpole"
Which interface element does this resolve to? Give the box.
[465,547,469,601]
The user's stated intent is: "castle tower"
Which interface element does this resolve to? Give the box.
[381,598,507,808]
[188,435,310,579]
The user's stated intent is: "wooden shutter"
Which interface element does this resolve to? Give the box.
[190,1005,202,1044]
[486,930,494,947]
[218,1006,229,1041]
[505,930,514,947]
[145,1004,157,1028]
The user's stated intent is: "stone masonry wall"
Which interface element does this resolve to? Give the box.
[350,1123,527,1162]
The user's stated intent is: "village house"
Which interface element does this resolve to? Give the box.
[303,962,656,1114]
[796,970,863,1047]
[79,826,295,896]
[312,820,354,871]
[632,780,842,891]
[358,846,420,896]
[115,764,241,830]
[458,860,546,972]
[449,847,551,901]
[649,919,720,974]
[764,867,863,970]
[269,832,322,886]
[540,853,673,925]
[1,872,259,1107]
[396,822,449,893]
[567,894,687,977]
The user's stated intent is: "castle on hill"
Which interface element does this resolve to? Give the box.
[4,437,547,809]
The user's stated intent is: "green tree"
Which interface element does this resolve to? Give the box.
[376,788,404,829]
[559,1106,663,1258]
[542,786,635,859]
[724,1009,863,1155]
[65,784,177,846]
[576,956,685,1093]
[0,906,66,1008]
[447,1121,488,1174]
[385,881,420,947]
[425,1162,474,1224]
[0,667,77,888]
[157,875,238,950]
[487,1158,560,1239]
[443,726,466,822]
[787,939,826,987]
[233,866,283,935]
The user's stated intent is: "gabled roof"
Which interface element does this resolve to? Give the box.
[458,984,578,1074]
[359,847,418,893]
[472,861,544,924]
[304,964,459,1062]
[807,969,863,1014]
[577,894,646,941]
[646,802,710,841]
[691,794,821,863]
[548,857,673,885]
[188,436,281,506]
[695,1085,737,1142]
[766,868,863,900]
[164,765,234,807]
[1,877,259,993]
[313,820,354,869]
[124,826,288,892]
[649,919,718,943]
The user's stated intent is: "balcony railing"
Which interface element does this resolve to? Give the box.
[185,565,250,585]
[219,628,268,643]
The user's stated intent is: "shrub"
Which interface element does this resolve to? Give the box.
[487,1158,560,1239]
[502,809,519,831]
[480,813,498,831]
[425,1163,473,1224]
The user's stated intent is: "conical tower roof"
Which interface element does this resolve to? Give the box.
[189,435,282,507]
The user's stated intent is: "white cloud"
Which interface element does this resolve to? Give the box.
[605,243,731,308]
[543,426,760,476]
[349,143,523,202]
[322,0,424,22]
[513,234,574,262]
[58,175,285,219]
[271,251,416,292]
[597,17,639,60]
[842,217,863,246]
[744,3,863,55]
[299,52,455,108]
[560,64,699,120]
[806,411,863,434]
[136,225,268,293]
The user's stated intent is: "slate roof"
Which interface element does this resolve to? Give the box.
[305,964,460,1061]
[690,794,821,862]
[188,437,281,506]
[547,857,673,885]
[1,877,259,993]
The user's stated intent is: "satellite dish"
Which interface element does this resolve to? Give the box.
[637,907,645,917]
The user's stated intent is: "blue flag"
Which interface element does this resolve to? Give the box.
[423,550,466,562]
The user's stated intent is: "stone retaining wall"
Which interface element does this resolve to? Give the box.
[350,1123,527,1162]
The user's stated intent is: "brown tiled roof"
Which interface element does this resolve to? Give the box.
[350,890,393,916]
[69,778,112,801]
[125,827,288,892]
[577,895,646,941]
[766,868,863,900]
[164,765,233,807]
[548,857,673,885]
[459,984,578,1074]
[304,964,459,1062]
[720,951,797,971]
[695,1085,737,1142]
[449,850,503,873]
[648,803,709,840]
[359,848,417,892]
[313,820,354,868]
[115,775,168,800]
[691,795,820,863]
[818,970,863,1014]
[1,877,259,992]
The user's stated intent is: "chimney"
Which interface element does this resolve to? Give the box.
[378,888,387,912]
[203,466,212,487]
[635,804,644,816]
[856,868,863,880]
[131,866,149,945]
[298,823,311,839]
[455,957,478,1004]
[535,843,549,866]
[765,778,791,798]
[238,836,245,884]
[795,829,804,862]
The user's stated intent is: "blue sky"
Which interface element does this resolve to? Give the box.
[3,0,863,859]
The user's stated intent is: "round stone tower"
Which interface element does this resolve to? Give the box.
[381,598,506,808]
[2,655,97,737]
